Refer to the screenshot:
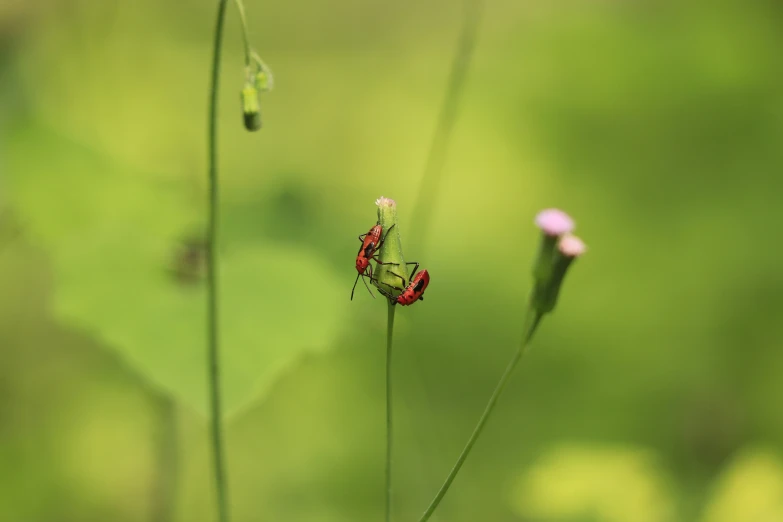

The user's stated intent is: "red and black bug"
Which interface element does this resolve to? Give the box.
[377,262,430,306]
[351,223,397,300]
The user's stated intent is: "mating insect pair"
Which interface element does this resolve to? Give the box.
[351,223,430,306]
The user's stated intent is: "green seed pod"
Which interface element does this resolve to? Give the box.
[241,85,261,131]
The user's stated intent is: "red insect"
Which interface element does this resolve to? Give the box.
[351,223,396,300]
[377,262,430,306]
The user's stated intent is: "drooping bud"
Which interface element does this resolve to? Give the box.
[241,84,261,131]
[251,53,274,92]
[255,69,273,92]
[532,234,586,314]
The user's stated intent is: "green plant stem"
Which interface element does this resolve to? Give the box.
[233,0,252,67]
[207,1,230,522]
[418,308,543,522]
[410,0,485,248]
[385,302,396,522]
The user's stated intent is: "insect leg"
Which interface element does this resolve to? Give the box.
[376,223,396,251]
[405,261,420,281]
[372,259,408,286]
[375,284,398,304]
[361,264,376,299]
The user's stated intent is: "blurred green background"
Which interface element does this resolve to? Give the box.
[2,0,783,521]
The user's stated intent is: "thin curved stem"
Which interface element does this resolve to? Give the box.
[410,0,485,249]
[418,309,543,522]
[207,1,230,521]
[233,0,252,67]
[385,302,397,522]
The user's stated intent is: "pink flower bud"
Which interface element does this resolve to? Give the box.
[558,234,586,258]
[535,209,574,237]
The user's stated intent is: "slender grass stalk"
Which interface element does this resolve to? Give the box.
[418,307,543,522]
[385,302,396,522]
[150,394,179,522]
[207,1,230,521]
[232,0,252,67]
[410,0,485,248]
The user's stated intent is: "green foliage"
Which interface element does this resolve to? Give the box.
[5,125,346,416]
[510,444,783,522]
[3,0,783,520]
[511,444,675,522]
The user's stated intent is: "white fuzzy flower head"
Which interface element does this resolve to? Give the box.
[375,196,396,209]
[535,209,575,237]
[558,234,587,258]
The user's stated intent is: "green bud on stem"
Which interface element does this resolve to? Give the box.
[532,234,586,314]
[374,197,409,298]
[531,209,575,284]
[255,70,271,92]
[241,84,261,131]
[532,234,558,282]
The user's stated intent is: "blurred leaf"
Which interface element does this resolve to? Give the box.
[5,124,347,416]
[510,443,676,522]
[700,448,783,522]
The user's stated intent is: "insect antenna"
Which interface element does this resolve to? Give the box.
[350,272,362,300]
[350,272,377,300]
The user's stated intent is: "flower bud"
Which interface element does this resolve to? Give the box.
[255,70,272,92]
[532,234,586,314]
[251,54,274,91]
[531,208,575,283]
[241,84,261,131]
[374,197,408,297]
